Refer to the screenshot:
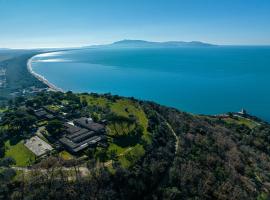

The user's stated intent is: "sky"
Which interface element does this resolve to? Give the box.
[0,0,270,48]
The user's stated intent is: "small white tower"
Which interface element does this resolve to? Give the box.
[239,108,247,115]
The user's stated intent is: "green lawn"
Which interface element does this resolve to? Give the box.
[80,94,151,168]
[108,99,150,167]
[80,95,148,128]
[107,141,145,168]
[5,140,36,167]
[46,105,61,112]
[107,142,127,155]
[118,144,145,168]
[80,94,110,106]
[111,99,151,143]
[108,122,136,137]
[59,150,74,160]
[80,94,151,142]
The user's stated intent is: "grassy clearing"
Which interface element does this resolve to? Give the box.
[80,94,151,168]
[109,99,150,167]
[0,107,7,113]
[37,120,48,127]
[111,99,150,143]
[201,115,259,129]
[5,140,36,167]
[80,95,148,127]
[80,94,151,142]
[106,143,145,168]
[59,151,74,160]
[46,105,61,112]
[80,95,111,108]
[107,142,127,155]
[224,117,259,129]
[119,144,145,168]
[108,122,136,137]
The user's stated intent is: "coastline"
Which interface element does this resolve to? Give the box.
[25,50,270,123]
[27,55,64,92]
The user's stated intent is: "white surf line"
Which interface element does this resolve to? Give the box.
[27,54,65,92]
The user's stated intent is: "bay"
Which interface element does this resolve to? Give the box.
[31,46,270,121]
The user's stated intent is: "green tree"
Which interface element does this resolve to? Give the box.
[81,98,88,107]
[0,157,16,167]
[95,148,108,162]
[92,112,100,122]
[46,119,63,136]
[3,109,36,136]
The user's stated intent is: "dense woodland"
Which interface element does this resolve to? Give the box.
[150,104,270,199]
[0,91,270,200]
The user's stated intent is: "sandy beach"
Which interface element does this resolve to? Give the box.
[27,55,64,92]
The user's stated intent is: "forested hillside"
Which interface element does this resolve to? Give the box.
[152,103,270,199]
[1,93,269,200]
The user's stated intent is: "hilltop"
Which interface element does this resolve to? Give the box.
[0,90,270,200]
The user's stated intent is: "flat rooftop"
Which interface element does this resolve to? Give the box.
[60,135,104,153]
[24,136,53,156]
[74,117,105,132]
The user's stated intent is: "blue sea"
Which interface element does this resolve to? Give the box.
[31,46,270,121]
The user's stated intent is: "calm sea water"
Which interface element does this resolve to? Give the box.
[32,46,270,121]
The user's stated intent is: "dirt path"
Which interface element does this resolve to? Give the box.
[154,111,179,154]
[11,166,90,176]
[166,122,179,154]
[119,147,133,156]
[11,147,134,177]
[12,160,115,178]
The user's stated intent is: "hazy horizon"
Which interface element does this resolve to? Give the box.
[3,39,270,50]
[1,0,270,48]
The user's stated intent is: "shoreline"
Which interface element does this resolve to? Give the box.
[27,54,65,92]
[25,52,270,123]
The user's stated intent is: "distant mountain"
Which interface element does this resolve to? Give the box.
[110,40,158,47]
[111,40,216,47]
[84,40,216,49]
